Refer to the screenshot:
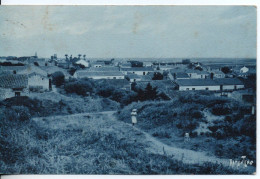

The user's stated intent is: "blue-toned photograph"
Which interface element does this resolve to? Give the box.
[0,6,256,174]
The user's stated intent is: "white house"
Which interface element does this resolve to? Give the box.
[215,78,244,91]
[176,79,220,91]
[176,78,244,91]
[0,74,29,100]
[74,71,125,80]
[185,69,210,79]
[28,72,51,92]
[120,67,154,75]
[240,66,249,73]
[75,59,90,68]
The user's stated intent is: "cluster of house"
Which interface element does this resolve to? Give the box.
[0,64,70,100]
[0,54,256,100]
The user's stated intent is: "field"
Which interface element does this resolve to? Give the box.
[0,110,254,174]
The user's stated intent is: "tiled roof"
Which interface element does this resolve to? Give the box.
[176,79,219,86]
[214,78,244,85]
[85,67,119,72]
[176,72,190,78]
[121,67,154,71]
[0,74,28,88]
[76,71,124,78]
[177,78,244,86]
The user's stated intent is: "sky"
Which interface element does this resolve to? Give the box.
[0,6,256,58]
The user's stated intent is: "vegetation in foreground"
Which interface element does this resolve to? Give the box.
[118,91,256,164]
[0,107,251,174]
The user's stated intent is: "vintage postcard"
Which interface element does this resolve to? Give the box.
[0,5,256,174]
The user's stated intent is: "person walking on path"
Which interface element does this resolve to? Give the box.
[131,109,137,126]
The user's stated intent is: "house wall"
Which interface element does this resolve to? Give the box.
[125,71,151,75]
[186,73,209,79]
[222,85,244,90]
[88,76,125,80]
[179,85,220,91]
[28,75,50,90]
[0,87,29,100]
[187,73,198,79]
[129,78,141,82]
[214,74,225,78]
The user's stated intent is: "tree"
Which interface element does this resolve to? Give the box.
[137,89,146,101]
[52,71,65,87]
[78,54,82,59]
[68,67,77,76]
[221,66,231,74]
[65,54,68,60]
[83,54,86,60]
[34,62,39,66]
[144,83,158,100]
[152,72,163,80]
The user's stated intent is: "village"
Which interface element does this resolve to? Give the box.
[0,53,256,103]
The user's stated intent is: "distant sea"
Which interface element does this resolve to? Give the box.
[87,58,256,66]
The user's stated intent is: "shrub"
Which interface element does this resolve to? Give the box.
[211,104,231,115]
[96,85,115,98]
[52,71,65,87]
[64,80,93,96]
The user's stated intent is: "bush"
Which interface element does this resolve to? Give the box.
[64,80,93,96]
[96,85,115,98]
[52,71,65,87]
[211,104,231,115]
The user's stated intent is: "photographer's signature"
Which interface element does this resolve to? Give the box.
[229,156,253,168]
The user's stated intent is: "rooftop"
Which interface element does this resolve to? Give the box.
[176,78,244,86]
[85,67,119,72]
[214,78,244,85]
[176,79,219,86]
[75,71,124,78]
[0,74,28,88]
[176,72,190,78]
[120,67,154,71]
